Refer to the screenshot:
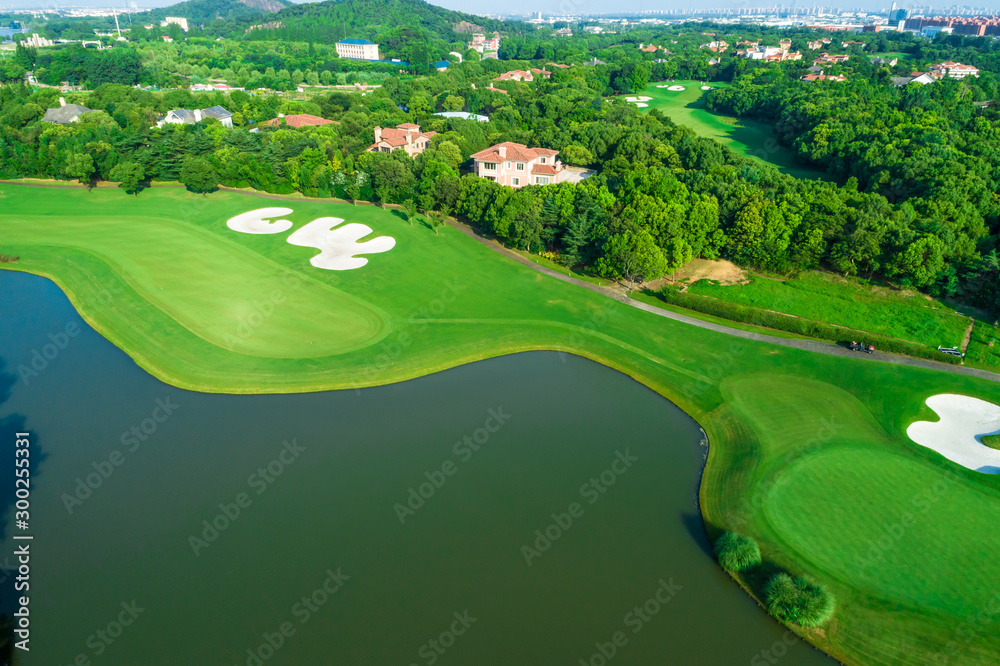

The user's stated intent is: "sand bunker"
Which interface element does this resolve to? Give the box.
[227,208,294,235]
[624,96,652,102]
[700,85,713,90]
[287,217,396,271]
[907,394,1000,474]
[668,85,685,91]
[636,102,649,107]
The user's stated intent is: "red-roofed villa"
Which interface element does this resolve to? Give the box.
[471,142,565,187]
[368,123,436,157]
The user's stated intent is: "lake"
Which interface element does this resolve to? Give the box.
[0,270,834,665]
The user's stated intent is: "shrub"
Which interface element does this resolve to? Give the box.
[714,532,762,573]
[765,573,836,627]
[654,288,962,365]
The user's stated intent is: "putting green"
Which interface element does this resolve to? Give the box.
[0,192,391,357]
[622,81,829,180]
[3,185,1000,666]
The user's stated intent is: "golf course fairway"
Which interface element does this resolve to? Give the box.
[3,185,1000,666]
[622,81,828,180]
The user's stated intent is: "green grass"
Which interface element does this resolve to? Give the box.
[871,52,915,60]
[687,272,971,349]
[621,81,829,180]
[965,320,1000,371]
[981,434,1000,450]
[3,185,1000,666]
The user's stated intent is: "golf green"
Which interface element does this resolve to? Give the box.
[622,81,829,180]
[3,184,1000,666]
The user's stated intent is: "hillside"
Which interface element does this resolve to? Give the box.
[228,0,527,44]
[133,0,291,29]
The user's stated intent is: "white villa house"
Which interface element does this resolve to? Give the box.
[158,106,233,128]
[471,142,565,188]
[336,38,380,61]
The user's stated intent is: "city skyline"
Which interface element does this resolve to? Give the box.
[3,0,1000,18]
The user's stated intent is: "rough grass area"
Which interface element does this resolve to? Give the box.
[3,185,1000,666]
[981,434,1000,450]
[621,81,828,180]
[965,321,1000,371]
[688,272,970,349]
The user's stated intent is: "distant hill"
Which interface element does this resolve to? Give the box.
[133,0,291,29]
[226,0,525,44]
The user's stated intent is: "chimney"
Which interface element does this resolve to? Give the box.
[498,145,506,158]
[373,126,382,142]
[59,97,66,107]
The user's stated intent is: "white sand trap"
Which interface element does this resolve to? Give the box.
[286,217,395,271]
[907,394,1000,474]
[700,85,713,90]
[668,85,685,91]
[624,96,639,102]
[634,96,652,101]
[656,85,670,88]
[227,208,294,234]
[635,102,649,107]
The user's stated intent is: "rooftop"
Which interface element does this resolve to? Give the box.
[338,38,375,45]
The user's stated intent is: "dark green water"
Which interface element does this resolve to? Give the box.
[0,271,835,665]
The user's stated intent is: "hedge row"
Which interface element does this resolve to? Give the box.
[656,287,963,365]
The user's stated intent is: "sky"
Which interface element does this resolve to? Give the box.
[2,0,994,17]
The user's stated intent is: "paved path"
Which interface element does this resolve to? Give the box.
[447,219,1000,384]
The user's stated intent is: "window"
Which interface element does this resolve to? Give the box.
[515,162,525,171]
[534,176,550,185]
[485,176,496,182]
[483,162,497,171]
[511,177,520,186]
[539,157,547,164]
[381,147,391,153]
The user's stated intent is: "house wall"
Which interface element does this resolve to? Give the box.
[336,42,379,60]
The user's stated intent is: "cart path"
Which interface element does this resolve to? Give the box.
[446,219,1000,385]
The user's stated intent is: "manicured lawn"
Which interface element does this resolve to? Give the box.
[982,434,1000,450]
[687,271,971,350]
[3,185,1000,666]
[621,81,829,180]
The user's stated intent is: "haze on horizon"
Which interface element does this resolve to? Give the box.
[0,0,942,14]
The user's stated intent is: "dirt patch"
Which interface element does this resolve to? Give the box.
[676,258,748,286]
[0,254,19,263]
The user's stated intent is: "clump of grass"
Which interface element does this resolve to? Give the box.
[981,434,1000,451]
[765,573,835,627]
[714,532,762,573]
[0,254,18,263]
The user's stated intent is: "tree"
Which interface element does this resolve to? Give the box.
[109,162,145,196]
[179,156,218,195]
[442,95,465,112]
[403,198,417,225]
[765,574,835,628]
[713,532,761,573]
[64,153,95,188]
[596,229,668,284]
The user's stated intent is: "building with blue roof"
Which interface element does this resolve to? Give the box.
[434,60,450,70]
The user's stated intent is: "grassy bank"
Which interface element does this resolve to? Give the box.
[2,185,1000,665]
[686,271,974,349]
[621,81,829,180]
